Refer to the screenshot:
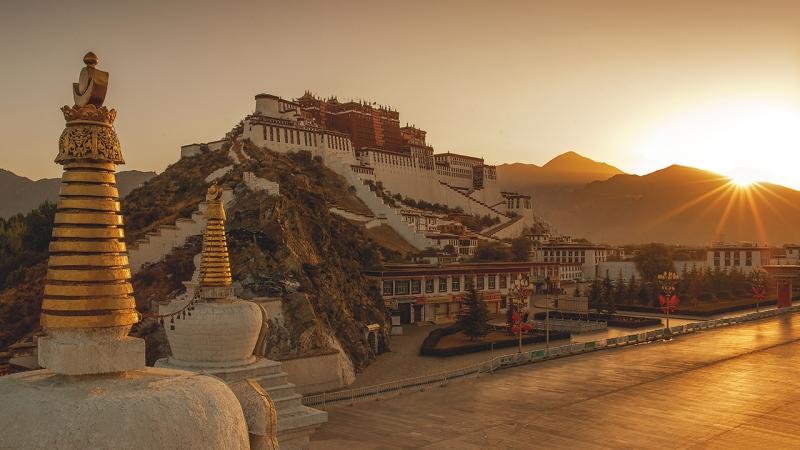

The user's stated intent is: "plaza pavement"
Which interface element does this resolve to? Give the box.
[312,312,800,449]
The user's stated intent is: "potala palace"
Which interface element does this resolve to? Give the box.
[182,92,535,250]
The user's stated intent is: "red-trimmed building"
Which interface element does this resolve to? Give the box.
[364,262,562,324]
[297,92,403,152]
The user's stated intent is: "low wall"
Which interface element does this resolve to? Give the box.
[277,351,348,395]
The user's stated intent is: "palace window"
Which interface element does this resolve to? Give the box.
[499,275,507,289]
[488,275,496,290]
[425,278,434,293]
[476,275,485,290]
[382,280,393,296]
[411,279,421,295]
[439,277,447,292]
[452,276,461,292]
[269,127,274,141]
[284,129,288,143]
[394,280,410,295]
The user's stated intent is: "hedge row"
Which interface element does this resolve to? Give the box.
[617,299,779,317]
[420,325,570,357]
[531,312,662,329]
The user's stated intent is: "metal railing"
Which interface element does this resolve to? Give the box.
[302,304,800,409]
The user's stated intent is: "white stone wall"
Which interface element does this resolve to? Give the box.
[597,261,639,281]
[277,352,349,395]
[243,172,280,196]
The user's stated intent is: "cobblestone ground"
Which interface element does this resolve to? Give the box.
[314,312,800,449]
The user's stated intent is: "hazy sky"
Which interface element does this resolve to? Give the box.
[2,0,799,186]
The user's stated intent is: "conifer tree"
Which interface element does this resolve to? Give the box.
[459,286,490,340]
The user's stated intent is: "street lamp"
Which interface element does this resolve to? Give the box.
[657,272,679,333]
[509,273,531,353]
[751,267,767,313]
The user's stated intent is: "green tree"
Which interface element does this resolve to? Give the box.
[588,279,603,310]
[459,286,490,340]
[638,281,652,306]
[510,237,531,261]
[473,242,509,261]
[442,244,456,255]
[601,274,614,312]
[626,275,639,303]
[612,275,626,312]
[634,243,674,281]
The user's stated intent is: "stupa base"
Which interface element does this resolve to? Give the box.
[0,367,250,450]
[156,356,328,450]
[38,328,145,375]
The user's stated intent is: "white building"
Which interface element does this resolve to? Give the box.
[706,242,770,274]
[533,241,610,280]
[182,92,538,237]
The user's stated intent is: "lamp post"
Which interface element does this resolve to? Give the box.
[509,274,531,353]
[751,267,767,313]
[657,272,679,334]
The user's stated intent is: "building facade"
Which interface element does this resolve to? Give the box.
[365,262,562,324]
[706,242,770,274]
[183,92,537,233]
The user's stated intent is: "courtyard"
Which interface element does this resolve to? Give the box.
[313,312,800,449]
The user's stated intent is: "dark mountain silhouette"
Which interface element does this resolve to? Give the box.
[497,151,625,193]
[536,164,800,245]
[0,168,155,218]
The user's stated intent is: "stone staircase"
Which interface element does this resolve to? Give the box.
[127,188,235,274]
[438,180,510,219]
[197,357,327,445]
[319,149,435,250]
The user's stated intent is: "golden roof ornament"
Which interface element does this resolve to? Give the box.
[41,52,138,329]
[199,184,233,298]
[56,52,122,164]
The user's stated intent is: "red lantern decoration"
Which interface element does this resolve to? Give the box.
[659,294,679,314]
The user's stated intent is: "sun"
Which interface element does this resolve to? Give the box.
[633,100,800,189]
[731,174,756,188]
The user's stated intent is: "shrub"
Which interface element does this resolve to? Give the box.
[733,289,745,298]
[698,292,713,302]
[716,291,731,300]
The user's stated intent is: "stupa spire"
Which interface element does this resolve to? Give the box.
[41,52,137,329]
[199,184,232,298]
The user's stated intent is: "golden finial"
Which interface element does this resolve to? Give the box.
[41,53,138,329]
[58,52,122,164]
[199,185,232,297]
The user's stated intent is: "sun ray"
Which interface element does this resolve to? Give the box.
[744,187,768,244]
[712,185,739,241]
[642,181,733,231]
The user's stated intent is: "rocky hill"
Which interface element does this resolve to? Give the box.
[539,165,800,245]
[0,143,397,372]
[0,168,155,218]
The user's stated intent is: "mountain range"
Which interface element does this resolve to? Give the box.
[4,150,799,245]
[0,169,156,218]
[498,153,800,245]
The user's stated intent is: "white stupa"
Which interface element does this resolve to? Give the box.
[0,53,251,449]
[156,183,327,449]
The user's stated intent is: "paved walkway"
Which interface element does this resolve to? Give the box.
[313,312,800,449]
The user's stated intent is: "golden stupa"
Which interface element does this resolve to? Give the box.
[199,184,233,291]
[41,52,138,329]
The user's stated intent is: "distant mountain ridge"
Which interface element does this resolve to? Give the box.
[0,168,156,218]
[535,164,800,245]
[498,151,800,245]
[497,151,625,194]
